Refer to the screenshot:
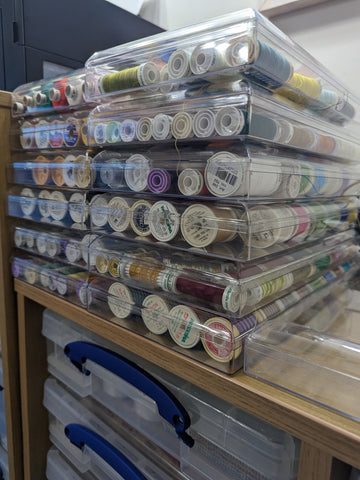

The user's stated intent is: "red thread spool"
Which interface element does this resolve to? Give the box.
[49,79,69,107]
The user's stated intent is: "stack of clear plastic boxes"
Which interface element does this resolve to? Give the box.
[8,8,360,375]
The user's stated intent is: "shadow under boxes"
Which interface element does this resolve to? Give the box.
[8,151,94,190]
[8,186,89,229]
[11,255,91,307]
[14,108,93,151]
[244,285,360,421]
[85,8,360,129]
[11,69,91,117]
[88,230,358,319]
[86,84,360,163]
[88,192,359,262]
[90,145,360,201]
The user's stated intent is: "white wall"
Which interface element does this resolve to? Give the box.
[140,0,360,95]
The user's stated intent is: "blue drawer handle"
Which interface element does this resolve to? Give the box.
[65,423,148,480]
[64,341,194,447]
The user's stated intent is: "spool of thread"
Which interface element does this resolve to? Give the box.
[130,200,153,237]
[46,237,63,258]
[81,119,91,146]
[23,94,36,111]
[249,114,278,141]
[299,163,316,196]
[56,270,88,296]
[273,118,294,144]
[94,123,107,145]
[151,114,173,140]
[20,121,36,149]
[50,156,65,187]
[120,119,138,142]
[107,196,133,232]
[39,263,65,288]
[65,239,83,264]
[95,254,109,274]
[14,229,25,248]
[181,204,238,248]
[149,201,180,242]
[80,233,99,265]
[32,156,50,185]
[315,134,336,155]
[141,295,170,335]
[38,190,52,218]
[49,190,68,221]
[108,282,147,319]
[13,101,25,115]
[69,192,87,224]
[34,120,50,149]
[62,154,76,187]
[24,264,40,285]
[124,260,163,287]
[193,109,216,138]
[171,112,194,139]
[48,120,65,148]
[190,44,228,75]
[136,117,153,142]
[159,65,173,94]
[215,107,245,136]
[108,257,121,277]
[289,204,312,239]
[168,49,193,79]
[49,81,69,107]
[168,305,201,348]
[246,273,294,307]
[35,90,52,108]
[226,39,293,89]
[283,73,322,105]
[19,187,36,217]
[125,154,151,192]
[105,121,122,144]
[147,168,172,194]
[24,231,36,249]
[64,80,85,106]
[90,194,109,228]
[178,168,208,196]
[95,151,126,189]
[288,126,319,151]
[73,155,92,189]
[64,117,81,147]
[201,317,246,363]
[12,259,24,278]
[100,63,160,93]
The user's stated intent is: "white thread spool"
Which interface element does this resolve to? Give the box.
[108,282,134,319]
[193,109,216,138]
[20,121,36,149]
[190,44,228,75]
[69,192,88,224]
[23,94,36,109]
[14,229,25,248]
[73,155,92,189]
[273,118,294,145]
[94,123,107,145]
[107,196,133,232]
[149,201,180,242]
[34,120,50,149]
[141,295,170,335]
[65,239,82,264]
[225,37,255,67]
[276,162,301,199]
[151,114,173,140]
[50,191,68,221]
[159,65,173,94]
[168,305,201,348]
[36,233,48,255]
[19,187,36,217]
[171,112,194,139]
[178,169,206,196]
[120,119,138,142]
[168,49,194,79]
[38,190,52,218]
[136,117,153,141]
[137,62,160,87]
[62,154,76,187]
[125,154,150,192]
[90,194,109,228]
[215,107,245,136]
[65,80,85,106]
[13,101,25,115]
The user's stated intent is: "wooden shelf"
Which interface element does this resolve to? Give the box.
[15,279,360,473]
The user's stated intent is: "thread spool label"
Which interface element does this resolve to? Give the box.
[149,201,180,242]
[24,266,38,285]
[108,282,134,319]
[69,192,86,224]
[90,195,108,227]
[20,188,36,216]
[141,295,169,335]
[94,123,107,144]
[14,230,24,248]
[49,121,64,148]
[168,305,201,348]
[50,191,68,221]
[130,201,152,236]
[95,255,109,274]
[35,120,50,149]
[64,118,80,147]
[120,120,137,142]
[157,269,180,294]
[202,318,239,362]
[205,153,246,197]
[46,239,60,258]
[108,197,131,232]
[178,169,206,196]
[65,241,82,264]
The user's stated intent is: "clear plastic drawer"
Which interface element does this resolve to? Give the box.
[11,69,90,117]
[88,193,359,261]
[88,230,358,318]
[13,225,100,268]
[8,186,89,229]
[11,255,91,307]
[13,108,92,151]
[245,286,360,421]
[43,310,301,479]
[85,9,360,129]
[8,151,94,189]
[90,145,360,201]
[86,86,360,162]
[87,256,358,374]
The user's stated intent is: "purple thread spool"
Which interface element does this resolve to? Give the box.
[147,168,172,194]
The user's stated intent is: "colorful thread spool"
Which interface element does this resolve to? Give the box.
[34,120,50,149]
[20,121,36,149]
[38,190,52,219]
[64,117,81,147]
[49,191,68,221]
[159,65,173,94]
[65,80,85,106]
[147,168,172,194]
[19,187,36,217]
[201,317,246,363]
[100,63,160,93]
[32,156,50,186]
[120,119,138,142]
[105,121,122,144]
[90,194,109,228]
[49,120,65,148]
[49,80,69,107]
[69,192,87,224]
[107,281,147,320]
[51,156,66,187]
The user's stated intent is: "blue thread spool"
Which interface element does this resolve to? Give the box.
[248,113,278,141]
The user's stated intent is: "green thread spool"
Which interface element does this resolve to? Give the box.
[100,62,160,93]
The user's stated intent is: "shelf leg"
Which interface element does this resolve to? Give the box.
[298,441,352,480]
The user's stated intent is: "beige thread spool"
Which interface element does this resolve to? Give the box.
[51,156,66,187]
[20,121,36,149]
[171,111,194,139]
[32,156,50,186]
[181,204,238,248]
[34,120,50,149]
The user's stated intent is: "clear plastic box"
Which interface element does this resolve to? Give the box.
[8,151,94,190]
[89,145,360,201]
[11,255,91,307]
[86,86,360,162]
[42,310,301,479]
[46,448,92,480]
[88,193,359,261]
[12,108,92,151]
[7,186,89,229]
[13,225,100,268]
[44,378,189,480]
[85,9,360,128]
[11,69,90,117]
[86,256,359,374]
[244,287,360,421]
[88,230,358,318]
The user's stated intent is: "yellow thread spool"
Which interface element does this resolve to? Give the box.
[277,73,321,106]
